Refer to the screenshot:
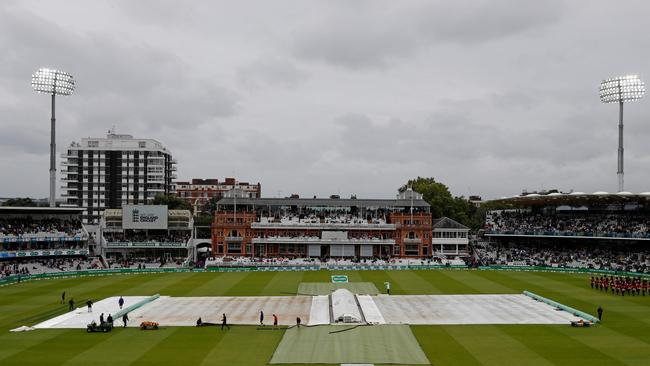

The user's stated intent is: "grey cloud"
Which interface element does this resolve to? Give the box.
[237,57,309,90]
[0,5,239,133]
[2,0,650,200]
[291,0,565,69]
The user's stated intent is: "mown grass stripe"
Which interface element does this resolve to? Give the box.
[130,327,225,366]
[357,270,393,294]
[227,272,281,296]
[198,326,284,366]
[499,325,626,366]
[173,272,249,296]
[2,329,106,366]
[385,270,442,294]
[555,324,650,366]
[413,269,477,294]
[61,327,175,366]
[0,329,68,363]
[445,325,556,366]
[411,325,482,366]
[441,270,518,294]
[260,271,304,296]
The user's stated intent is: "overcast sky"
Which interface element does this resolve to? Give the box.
[1,0,650,200]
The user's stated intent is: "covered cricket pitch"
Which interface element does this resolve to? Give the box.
[30,282,588,364]
[34,283,583,329]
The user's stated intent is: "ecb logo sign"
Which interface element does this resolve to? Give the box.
[123,205,168,229]
[131,209,160,223]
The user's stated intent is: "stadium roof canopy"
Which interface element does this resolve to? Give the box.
[433,217,469,230]
[489,192,650,207]
[103,208,192,218]
[216,197,430,208]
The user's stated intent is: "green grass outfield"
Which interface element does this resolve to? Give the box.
[1,269,649,365]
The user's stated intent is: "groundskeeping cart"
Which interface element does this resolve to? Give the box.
[86,321,113,333]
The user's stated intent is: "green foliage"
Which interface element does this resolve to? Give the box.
[194,213,214,226]
[400,177,517,230]
[204,197,220,214]
[400,177,476,228]
[151,194,191,211]
[2,197,38,207]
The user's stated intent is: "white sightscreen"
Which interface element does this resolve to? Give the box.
[308,244,321,257]
[330,245,343,257]
[360,245,373,257]
[342,245,355,257]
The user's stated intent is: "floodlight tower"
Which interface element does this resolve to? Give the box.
[31,68,75,207]
[600,75,645,192]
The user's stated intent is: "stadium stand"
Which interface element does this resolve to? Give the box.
[0,207,94,278]
[1,257,100,278]
[212,191,434,259]
[473,241,649,272]
[477,192,650,273]
[99,207,192,266]
[486,211,650,239]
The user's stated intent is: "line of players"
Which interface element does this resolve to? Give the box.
[590,275,649,296]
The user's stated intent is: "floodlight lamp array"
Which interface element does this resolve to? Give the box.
[600,75,644,103]
[31,68,75,96]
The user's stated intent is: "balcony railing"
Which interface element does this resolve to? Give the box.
[432,238,469,245]
[105,241,187,248]
[252,237,395,245]
[403,238,421,244]
[485,230,650,240]
[251,222,396,230]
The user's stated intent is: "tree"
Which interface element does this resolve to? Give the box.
[204,197,220,214]
[2,198,38,207]
[399,177,457,219]
[194,213,214,226]
[399,177,478,229]
[151,194,191,210]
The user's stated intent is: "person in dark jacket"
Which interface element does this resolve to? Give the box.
[107,314,113,325]
[597,306,603,321]
[68,298,75,311]
[86,300,93,313]
[122,313,129,328]
[221,313,230,330]
[99,313,105,324]
[118,296,124,309]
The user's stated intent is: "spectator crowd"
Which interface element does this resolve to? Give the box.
[103,231,190,244]
[1,257,99,278]
[486,211,650,238]
[0,217,83,237]
[473,242,650,273]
